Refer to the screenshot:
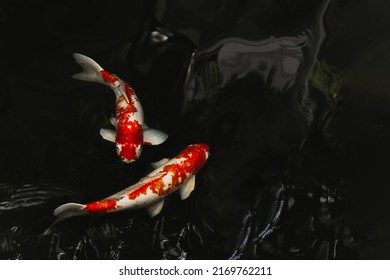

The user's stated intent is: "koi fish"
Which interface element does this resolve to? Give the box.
[72,53,168,163]
[53,144,209,222]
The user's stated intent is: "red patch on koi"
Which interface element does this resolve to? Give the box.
[162,144,209,187]
[85,199,118,212]
[100,70,118,85]
[127,176,167,200]
[162,164,187,188]
[127,144,209,200]
[116,120,143,160]
[116,95,137,118]
[124,82,136,103]
[114,84,142,161]
[174,144,209,173]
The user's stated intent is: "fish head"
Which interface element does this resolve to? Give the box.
[115,123,143,163]
[116,142,142,163]
[179,144,210,173]
[193,143,210,159]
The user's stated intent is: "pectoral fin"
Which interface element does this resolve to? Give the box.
[109,117,117,127]
[143,128,168,145]
[100,128,116,143]
[146,200,164,217]
[180,176,195,200]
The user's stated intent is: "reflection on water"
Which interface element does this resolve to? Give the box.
[183,32,310,112]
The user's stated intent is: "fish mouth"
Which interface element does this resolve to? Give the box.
[202,143,210,153]
[195,143,210,157]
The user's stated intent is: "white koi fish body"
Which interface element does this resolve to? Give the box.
[72,53,168,163]
[53,144,209,222]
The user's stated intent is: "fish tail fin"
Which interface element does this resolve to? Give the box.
[44,203,87,235]
[54,202,87,220]
[72,53,105,84]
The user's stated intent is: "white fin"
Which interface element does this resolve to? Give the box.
[45,203,87,235]
[100,128,116,143]
[146,200,164,217]
[109,117,117,127]
[151,158,170,169]
[143,128,168,145]
[54,202,85,217]
[53,203,87,223]
[73,53,131,103]
[72,53,105,84]
[180,176,196,200]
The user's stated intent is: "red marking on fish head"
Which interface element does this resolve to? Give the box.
[193,144,210,157]
[85,199,118,213]
[126,144,210,201]
[116,120,143,162]
[176,144,210,173]
[116,141,141,163]
[158,144,210,190]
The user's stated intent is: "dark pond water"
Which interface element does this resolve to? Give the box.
[1,0,390,259]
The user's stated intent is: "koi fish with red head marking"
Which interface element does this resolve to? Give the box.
[52,144,209,223]
[72,53,168,163]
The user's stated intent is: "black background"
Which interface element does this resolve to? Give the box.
[1,0,390,259]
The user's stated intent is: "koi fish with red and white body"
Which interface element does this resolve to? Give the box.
[72,53,168,163]
[52,144,209,223]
